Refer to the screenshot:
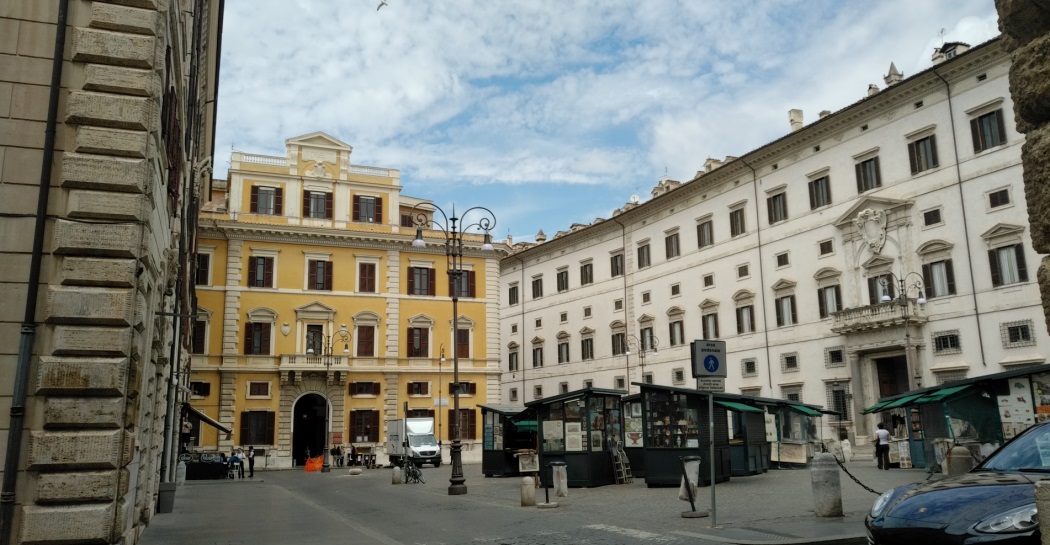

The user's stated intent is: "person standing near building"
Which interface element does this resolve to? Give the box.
[247,446,255,478]
[874,422,891,470]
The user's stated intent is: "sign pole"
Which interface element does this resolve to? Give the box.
[691,339,726,529]
[709,392,715,527]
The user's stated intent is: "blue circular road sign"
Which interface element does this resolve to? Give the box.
[704,354,719,373]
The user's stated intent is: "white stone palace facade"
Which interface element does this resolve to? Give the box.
[499,38,1048,446]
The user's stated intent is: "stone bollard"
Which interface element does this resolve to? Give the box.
[948,446,974,476]
[348,467,363,476]
[391,466,401,485]
[520,476,536,507]
[1036,481,1050,545]
[810,452,843,517]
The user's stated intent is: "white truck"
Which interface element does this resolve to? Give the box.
[386,417,441,467]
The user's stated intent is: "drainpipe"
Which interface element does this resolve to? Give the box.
[933,68,988,367]
[611,217,629,388]
[1,2,70,543]
[740,159,774,389]
[514,255,526,399]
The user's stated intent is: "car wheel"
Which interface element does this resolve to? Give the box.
[433,461,441,468]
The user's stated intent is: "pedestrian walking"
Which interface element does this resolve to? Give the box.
[874,422,891,470]
[247,446,255,478]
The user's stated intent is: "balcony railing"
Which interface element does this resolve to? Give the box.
[241,153,286,166]
[830,299,927,334]
[279,354,350,370]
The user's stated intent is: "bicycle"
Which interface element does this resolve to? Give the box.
[403,459,425,484]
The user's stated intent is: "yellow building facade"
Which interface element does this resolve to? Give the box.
[192,133,503,468]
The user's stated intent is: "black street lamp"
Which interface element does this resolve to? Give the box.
[624,333,658,393]
[879,272,926,390]
[411,203,496,496]
[307,323,350,473]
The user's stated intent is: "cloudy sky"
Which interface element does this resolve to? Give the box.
[214,0,1000,243]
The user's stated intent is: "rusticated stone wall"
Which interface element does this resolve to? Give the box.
[996,0,1050,335]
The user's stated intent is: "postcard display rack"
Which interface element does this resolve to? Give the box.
[530,388,625,488]
[640,386,732,487]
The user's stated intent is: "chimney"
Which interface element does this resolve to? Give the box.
[819,110,831,119]
[788,109,803,132]
[867,84,879,97]
[932,42,970,65]
[535,229,546,243]
[884,62,902,86]
[703,157,723,172]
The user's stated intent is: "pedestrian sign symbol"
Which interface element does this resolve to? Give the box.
[704,354,719,373]
[691,340,727,378]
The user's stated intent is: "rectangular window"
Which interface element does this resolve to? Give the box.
[741,359,757,377]
[532,346,544,368]
[247,256,274,288]
[244,322,271,355]
[557,270,569,292]
[737,264,749,278]
[855,156,882,193]
[559,382,569,394]
[697,220,714,248]
[456,328,470,358]
[808,176,831,209]
[350,382,380,396]
[934,333,961,353]
[671,284,681,296]
[781,353,799,372]
[610,253,624,277]
[668,320,684,346]
[509,388,518,402]
[305,325,323,354]
[702,313,718,340]
[826,347,845,368]
[450,270,477,298]
[583,306,592,317]
[1008,324,1032,344]
[640,327,655,350]
[580,263,594,285]
[767,192,788,224]
[868,274,896,305]
[641,292,651,303]
[989,244,1028,287]
[531,277,543,298]
[989,188,1010,208]
[665,233,680,259]
[408,267,436,296]
[358,262,376,293]
[356,325,375,357]
[736,305,755,334]
[533,386,543,400]
[352,195,383,223]
[407,327,429,357]
[239,411,275,445]
[775,295,797,327]
[400,213,414,228]
[827,386,851,421]
[908,135,939,174]
[611,332,628,356]
[560,312,568,322]
[307,260,333,291]
[924,209,942,226]
[581,338,594,360]
[350,410,380,443]
[614,299,623,311]
[817,285,842,318]
[508,285,519,306]
[188,320,207,356]
[819,240,833,255]
[971,109,1007,153]
[407,382,430,396]
[614,377,626,390]
[195,253,210,285]
[637,244,651,268]
[558,342,570,363]
[703,274,714,288]
[303,190,333,219]
[730,208,746,237]
[447,408,477,440]
[190,381,211,397]
[248,381,270,397]
[922,260,956,298]
[250,186,282,215]
[508,351,519,371]
[673,369,685,385]
[776,252,789,267]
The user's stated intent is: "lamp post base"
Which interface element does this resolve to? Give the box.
[321,462,331,473]
[448,439,467,495]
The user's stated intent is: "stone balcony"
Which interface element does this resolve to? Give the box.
[830,299,927,335]
[279,354,350,384]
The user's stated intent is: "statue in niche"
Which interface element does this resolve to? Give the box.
[854,209,886,255]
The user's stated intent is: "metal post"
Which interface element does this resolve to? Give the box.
[709,392,716,527]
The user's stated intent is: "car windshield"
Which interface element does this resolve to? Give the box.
[979,424,1050,472]
[408,434,436,447]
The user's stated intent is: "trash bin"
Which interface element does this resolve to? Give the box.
[157,482,176,513]
[678,456,701,502]
[550,461,568,498]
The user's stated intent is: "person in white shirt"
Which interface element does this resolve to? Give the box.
[874,422,892,470]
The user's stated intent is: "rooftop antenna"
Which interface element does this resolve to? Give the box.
[938,28,946,44]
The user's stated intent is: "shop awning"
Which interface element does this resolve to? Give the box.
[715,400,764,413]
[183,403,232,435]
[785,404,823,417]
[915,384,972,404]
[880,393,927,410]
[861,399,893,414]
[513,421,537,432]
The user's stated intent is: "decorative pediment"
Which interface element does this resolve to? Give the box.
[861,255,895,269]
[579,326,595,336]
[770,279,796,292]
[195,306,213,319]
[980,223,1025,245]
[247,307,278,322]
[294,301,336,314]
[531,336,545,345]
[666,306,685,316]
[813,267,842,281]
[407,314,434,327]
[637,313,655,323]
[556,330,571,340]
[832,196,910,229]
[353,311,381,326]
[507,341,520,349]
[916,239,954,255]
[732,289,755,302]
[609,320,626,330]
[699,298,720,310]
[455,315,475,327]
[285,131,353,151]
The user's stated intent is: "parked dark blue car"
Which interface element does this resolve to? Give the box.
[866,421,1050,544]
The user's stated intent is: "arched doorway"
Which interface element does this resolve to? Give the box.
[292,393,327,467]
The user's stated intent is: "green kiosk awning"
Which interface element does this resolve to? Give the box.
[861,399,893,414]
[785,404,823,416]
[880,393,926,410]
[915,384,972,404]
[715,400,764,413]
[513,421,537,432]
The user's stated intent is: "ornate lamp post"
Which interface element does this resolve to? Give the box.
[411,203,496,496]
[437,345,446,459]
[880,272,925,391]
[307,323,350,473]
[624,333,658,393]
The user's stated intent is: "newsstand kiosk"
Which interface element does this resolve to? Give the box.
[638,383,731,486]
[526,387,627,488]
[480,404,537,477]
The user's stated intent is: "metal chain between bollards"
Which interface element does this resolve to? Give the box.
[821,442,882,496]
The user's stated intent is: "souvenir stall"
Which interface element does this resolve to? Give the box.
[768,401,824,466]
[638,384,731,487]
[525,387,626,488]
[479,404,537,477]
[622,394,646,477]
[713,394,769,476]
